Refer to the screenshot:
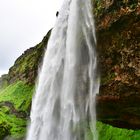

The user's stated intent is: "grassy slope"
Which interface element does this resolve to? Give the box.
[0,81,34,111]
[0,82,34,139]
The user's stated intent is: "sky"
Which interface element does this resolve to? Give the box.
[0,0,64,76]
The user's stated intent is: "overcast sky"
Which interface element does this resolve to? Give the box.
[0,0,63,76]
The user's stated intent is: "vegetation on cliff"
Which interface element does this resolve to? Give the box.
[0,29,51,89]
[0,30,51,139]
[0,81,34,139]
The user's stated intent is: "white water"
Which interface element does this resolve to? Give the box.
[26,0,100,140]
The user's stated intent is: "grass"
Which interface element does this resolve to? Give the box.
[0,81,34,111]
[0,81,34,139]
[0,111,26,138]
[86,122,140,140]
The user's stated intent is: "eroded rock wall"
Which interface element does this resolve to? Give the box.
[94,0,140,128]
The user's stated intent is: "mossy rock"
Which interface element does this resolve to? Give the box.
[0,122,10,139]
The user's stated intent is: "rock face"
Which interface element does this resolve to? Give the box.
[94,0,140,128]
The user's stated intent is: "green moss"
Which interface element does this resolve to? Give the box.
[87,122,140,140]
[0,106,10,114]
[13,50,37,74]
[0,81,34,111]
[0,81,34,138]
[93,0,103,16]
[0,121,10,139]
[101,72,116,85]
[0,110,26,138]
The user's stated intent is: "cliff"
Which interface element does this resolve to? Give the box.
[94,0,140,129]
[0,30,51,139]
[0,0,139,139]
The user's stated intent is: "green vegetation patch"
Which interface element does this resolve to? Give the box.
[0,81,34,139]
[87,122,140,140]
[0,111,26,138]
[0,81,34,112]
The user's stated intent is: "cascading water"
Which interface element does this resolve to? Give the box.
[26,0,100,140]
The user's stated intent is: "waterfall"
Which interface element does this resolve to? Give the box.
[26,0,100,140]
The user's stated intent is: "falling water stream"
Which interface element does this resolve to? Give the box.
[26,0,100,140]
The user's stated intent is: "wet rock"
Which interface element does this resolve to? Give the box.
[93,0,140,129]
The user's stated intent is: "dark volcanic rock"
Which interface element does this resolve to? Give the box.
[96,95,140,129]
[94,0,140,128]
